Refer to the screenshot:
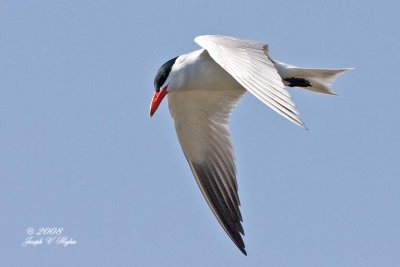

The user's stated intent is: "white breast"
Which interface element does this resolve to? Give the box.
[167,49,245,93]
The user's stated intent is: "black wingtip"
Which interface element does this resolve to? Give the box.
[233,235,247,255]
[240,246,247,256]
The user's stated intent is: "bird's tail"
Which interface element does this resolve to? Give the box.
[273,60,353,95]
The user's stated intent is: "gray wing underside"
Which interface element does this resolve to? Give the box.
[168,89,247,255]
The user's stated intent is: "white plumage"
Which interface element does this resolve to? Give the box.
[150,35,352,255]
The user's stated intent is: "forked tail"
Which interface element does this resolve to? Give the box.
[274,60,353,95]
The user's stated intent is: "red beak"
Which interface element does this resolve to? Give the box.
[149,87,168,117]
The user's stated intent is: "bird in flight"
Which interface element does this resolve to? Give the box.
[150,35,352,255]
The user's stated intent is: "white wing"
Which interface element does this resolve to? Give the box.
[168,89,247,255]
[195,35,305,127]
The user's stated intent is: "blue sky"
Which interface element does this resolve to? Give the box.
[1,0,399,266]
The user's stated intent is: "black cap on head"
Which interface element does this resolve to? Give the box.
[154,56,178,92]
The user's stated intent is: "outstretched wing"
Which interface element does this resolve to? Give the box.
[195,35,304,127]
[168,89,247,255]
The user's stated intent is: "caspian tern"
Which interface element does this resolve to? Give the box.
[150,35,352,255]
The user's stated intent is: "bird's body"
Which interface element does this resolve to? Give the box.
[150,35,352,255]
[168,48,245,162]
[168,49,245,93]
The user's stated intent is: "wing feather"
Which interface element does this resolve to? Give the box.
[168,89,247,255]
[195,35,305,127]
